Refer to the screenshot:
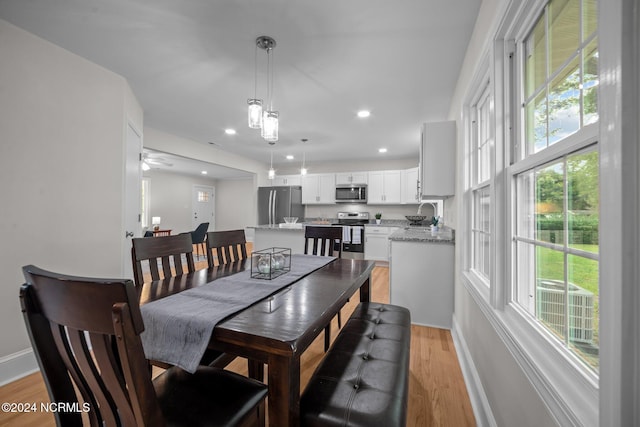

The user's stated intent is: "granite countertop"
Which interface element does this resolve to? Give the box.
[252,218,431,230]
[388,226,455,243]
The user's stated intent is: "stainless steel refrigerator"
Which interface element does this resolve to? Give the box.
[258,186,304,225]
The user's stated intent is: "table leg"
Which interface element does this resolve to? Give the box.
[248,360,264,382]
[360,276,371,302]
[267,354,300,427]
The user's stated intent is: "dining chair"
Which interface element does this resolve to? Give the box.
[206,229,248,268]
[304,225,344,351]
[304,225,343,258]
[131,233,196,288]
[20,265,268,427]
[190,222,209,259]
[131,233,235,369]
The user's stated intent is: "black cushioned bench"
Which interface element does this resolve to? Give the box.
[301,302,411,427]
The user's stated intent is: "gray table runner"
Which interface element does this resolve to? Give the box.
[140,254,335,372]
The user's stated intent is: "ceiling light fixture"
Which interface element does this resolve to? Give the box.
[286,155,294,160]
[268,149,275,179]
[247,40,262,129]
[247,36,279,143]
[379,148,388,153]
[225,128,236,135]
[300,138,308,175]
[357,110,371,118]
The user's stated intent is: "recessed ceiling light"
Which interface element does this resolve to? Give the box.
[224,128,236,135]
[357,110,371,118]
[379,148,388,153]
[286,155,294,160]
[201,170,208,175]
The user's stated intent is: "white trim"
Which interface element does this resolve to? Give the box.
[597,0,640,425]
[0,348,39,387]
[462,272,598,426]
[451,316,496,427]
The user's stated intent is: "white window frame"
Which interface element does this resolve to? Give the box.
[470,78,493,286]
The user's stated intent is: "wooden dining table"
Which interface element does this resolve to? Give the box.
[138,257,375,427]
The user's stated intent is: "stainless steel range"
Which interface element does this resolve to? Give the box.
[332,212,369,260]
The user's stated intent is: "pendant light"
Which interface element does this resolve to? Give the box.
[300,138,308,175]
[247,41,262,129]
[259,36,279,143]
[268,149,276,179]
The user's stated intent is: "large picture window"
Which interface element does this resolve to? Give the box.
[513,0,599,371]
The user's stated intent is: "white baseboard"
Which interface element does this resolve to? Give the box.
[0,348,39,387]
[451,316,497,427]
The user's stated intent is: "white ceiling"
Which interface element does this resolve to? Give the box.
[0,0,481,175]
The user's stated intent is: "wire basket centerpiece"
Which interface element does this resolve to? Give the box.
[251,247,291,280]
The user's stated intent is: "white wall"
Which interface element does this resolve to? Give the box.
[215,178,255,231]
[144,170,218,234]
[275,157,419,176]
[0,19,142,382]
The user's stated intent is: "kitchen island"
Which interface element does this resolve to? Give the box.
[251,224,307,253]
[389,226,455,329]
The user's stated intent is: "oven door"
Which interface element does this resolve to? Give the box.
[340,226,365,260]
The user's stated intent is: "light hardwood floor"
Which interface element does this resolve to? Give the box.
[0,255,475,426]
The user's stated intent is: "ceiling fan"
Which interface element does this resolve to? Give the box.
[142,152,173,170]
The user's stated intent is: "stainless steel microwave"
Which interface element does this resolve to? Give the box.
[335,184,367,203]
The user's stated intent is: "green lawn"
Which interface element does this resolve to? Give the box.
[536,245,599,295]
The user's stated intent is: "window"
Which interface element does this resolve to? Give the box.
[469,82,492,284]
[513,0,599,372]
[197,190,210,202]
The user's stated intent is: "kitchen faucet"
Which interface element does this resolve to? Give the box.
[417,202,436,215]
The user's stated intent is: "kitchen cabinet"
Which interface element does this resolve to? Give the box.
[420,121,456,197]
[301,173,335,204]
[390,239,454,328]
[401,167,420,204]
[336,172,368,185]
[272,174,302,186]
[364,225,399,262]
[367,170,401,204]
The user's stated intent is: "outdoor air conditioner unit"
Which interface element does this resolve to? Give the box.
[536,279,595,344]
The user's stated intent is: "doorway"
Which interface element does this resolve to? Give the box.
[123,122,142,278]
[192,185,215,231]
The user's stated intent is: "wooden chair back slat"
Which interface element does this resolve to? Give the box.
[20,265,163,427]
[131,233,196,287]
[206,230,248,268]
[304,226,343,258]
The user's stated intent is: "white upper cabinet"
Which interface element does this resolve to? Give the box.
[367,170,401,204]
[335,172,368,185]
[272,174,302,186]
[401,167,420,204]
[301,173,335,204]
[420,121,456,197]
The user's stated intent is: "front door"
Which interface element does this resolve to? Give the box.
[192,185,215,230]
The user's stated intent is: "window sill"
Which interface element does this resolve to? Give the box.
[461,272,599,426]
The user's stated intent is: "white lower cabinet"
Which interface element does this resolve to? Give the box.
[364,226,398,262]
[389,240,454,328]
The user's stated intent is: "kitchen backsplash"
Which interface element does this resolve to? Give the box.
[304,203,436,221]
